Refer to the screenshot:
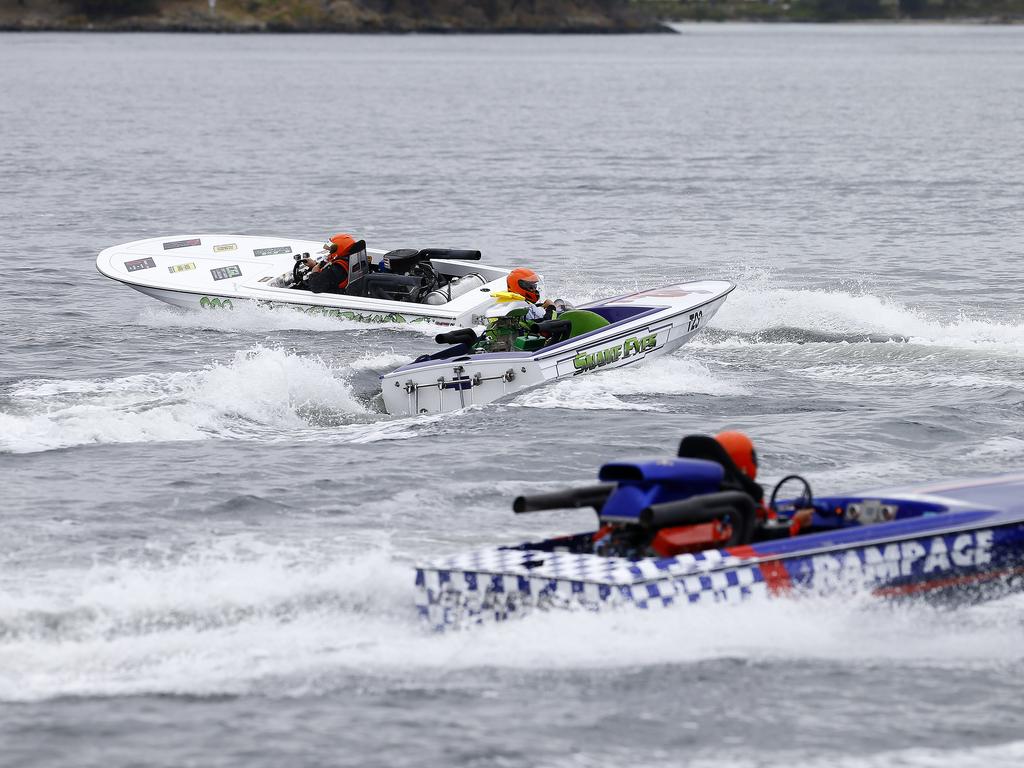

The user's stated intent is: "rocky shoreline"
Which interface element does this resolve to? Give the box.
[0,0,674,33]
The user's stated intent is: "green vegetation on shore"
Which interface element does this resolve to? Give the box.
[1,0,1021,30]
[0,0,670,32]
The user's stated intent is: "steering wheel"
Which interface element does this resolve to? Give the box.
[292,258,308,287]
[769,474,814,517]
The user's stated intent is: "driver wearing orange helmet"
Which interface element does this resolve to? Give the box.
[306,233,364,294]
[715,431,758,482]
[506,267,556,322]
[714,430,815,535]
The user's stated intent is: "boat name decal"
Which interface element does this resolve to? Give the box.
[124,257,156,272]
[806,530,994,590]
[573,333,657,374]
[210,265,242,281]
[299,306,434,324]
[200,296,234,309]
[163,238,201,250]
[213,243,238,253]
[253,246,292,257]
[168,262,196,274]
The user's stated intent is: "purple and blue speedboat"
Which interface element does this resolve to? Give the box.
[415,435,1024,631]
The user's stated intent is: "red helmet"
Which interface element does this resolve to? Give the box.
[715,430,758,480]
[326,233,359,263]
[506,267,541,303]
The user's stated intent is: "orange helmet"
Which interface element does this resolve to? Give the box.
[506,267,541,303]
[326,233,359,263]
[715,430,758,480]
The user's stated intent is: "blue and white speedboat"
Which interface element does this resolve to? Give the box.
[415,436,1024,631]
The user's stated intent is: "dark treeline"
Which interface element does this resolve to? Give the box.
[4,0,1020,29]
[2,0,669,31]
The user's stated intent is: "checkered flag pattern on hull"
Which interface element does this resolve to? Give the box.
[414,524,1016,630]
[415,546,767,631]
[431,546,751,586]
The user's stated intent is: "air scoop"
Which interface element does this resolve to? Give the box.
[596,459,725,525]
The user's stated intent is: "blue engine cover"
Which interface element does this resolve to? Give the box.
[597,458,725,524]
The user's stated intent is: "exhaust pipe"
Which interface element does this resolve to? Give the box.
[514,484,613,514]
[435,328,479,346]
[419,249,482,261]
[637,491,756,545]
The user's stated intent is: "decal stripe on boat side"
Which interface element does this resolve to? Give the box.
[870,565,1024,597]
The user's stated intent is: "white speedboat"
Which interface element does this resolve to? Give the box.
[95,234,512,326]
[381,280,735,415]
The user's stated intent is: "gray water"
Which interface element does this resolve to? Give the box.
[2,25,1024,767]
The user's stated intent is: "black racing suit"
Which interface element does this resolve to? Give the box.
[307,261,349,294]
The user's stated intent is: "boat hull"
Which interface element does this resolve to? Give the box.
[125,283,446,324]
[381,280,735,415]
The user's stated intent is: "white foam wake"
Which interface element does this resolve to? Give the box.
[0,346,371,454]
[513,356,747,411]
[1,538,1021,702]
[541,740,1024,768]
[346,350,414,372]
[712,284,1024,352]
[0,541,411,701]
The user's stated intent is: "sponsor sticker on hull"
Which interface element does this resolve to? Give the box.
[200,296,234,309]
[210,265,242,281]
[213,243,238,253]
[124,257,157,272]
[163,238,201,250]
[168,262,197,274]
[253,246,292,257]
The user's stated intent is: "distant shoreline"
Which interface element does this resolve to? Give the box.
[0,25,679,32]
[3,18,1023,32]
[2,0,1021,34]
[644,0,1024,25]
[4,18,1022,32]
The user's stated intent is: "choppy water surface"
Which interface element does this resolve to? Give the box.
[2,25,1024,768]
